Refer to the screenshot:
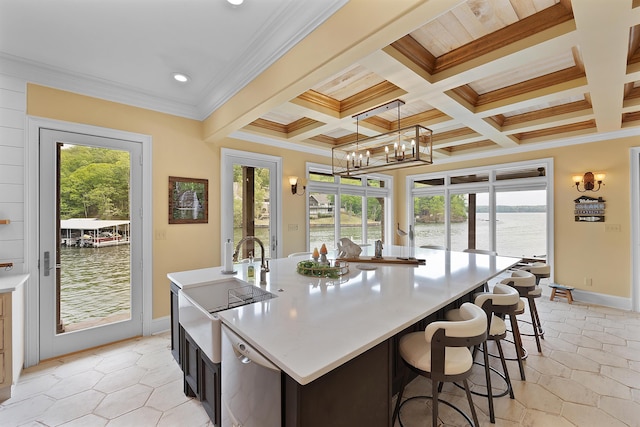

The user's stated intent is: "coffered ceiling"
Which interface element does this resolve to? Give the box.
[238,0,640,162]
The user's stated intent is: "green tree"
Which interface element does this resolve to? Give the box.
[59,146,130,220]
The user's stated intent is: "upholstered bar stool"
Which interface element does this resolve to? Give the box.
[505,269,544,353]
[392,303,487,427]
[445,284,520,423]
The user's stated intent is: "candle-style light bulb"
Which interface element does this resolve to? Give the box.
[401,143,406,160]
[385,146,389,162]
[411,139,415,157]
[394,142,398,159]
[366,150,370,166]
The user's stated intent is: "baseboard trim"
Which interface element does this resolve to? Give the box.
[149,315,170,335]
[564,288,632,311]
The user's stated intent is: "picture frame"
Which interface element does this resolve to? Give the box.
[169,176,208,224]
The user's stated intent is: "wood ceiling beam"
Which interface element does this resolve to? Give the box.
[435,3,574,73]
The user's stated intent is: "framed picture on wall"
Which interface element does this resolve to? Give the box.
[169,176,208,224]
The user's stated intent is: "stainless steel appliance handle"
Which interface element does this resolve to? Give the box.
[229,335,280,372]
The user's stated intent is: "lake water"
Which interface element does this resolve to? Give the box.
[60,245,131,326]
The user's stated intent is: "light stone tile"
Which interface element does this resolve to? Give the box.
[93,365,148,394]
[561,402,628,427]
[549,350,600,373]
[602,365,640,389]
[93,383,153,420]
[582,329,627,346]
[135,349,175,370]
[36,389,105,426]
[94,352,142,374]
[570,370,632,399]
[59,413,108,427]
[0,394,56,426]
[539,335,578,353]
[577,347,629,368]
[599,396,640,427]
[606,327,640,342]
[521,354,572,378]
[157,398,210,427]
[52,354,104,378]
[44,370,104,399]
[543,321,581,334]
[510,382,563,414]
[105,406,162,427]
[537,374,599,405]
[139,363,183,388]
[145,379,191,412]
[5,373,60,404]
[565,318,604,332]
[603,343,640,362]
[557,332,602,349]
[519,409,574,427]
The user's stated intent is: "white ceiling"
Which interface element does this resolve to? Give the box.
[0,0,347,120]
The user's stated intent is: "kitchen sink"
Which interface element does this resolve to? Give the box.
[178,277,276,363]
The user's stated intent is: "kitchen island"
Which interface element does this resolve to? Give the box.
[169,247,519,426]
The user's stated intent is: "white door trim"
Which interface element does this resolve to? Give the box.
[631,147,640,312]
[25,117,153,367]
[220,148,283,260]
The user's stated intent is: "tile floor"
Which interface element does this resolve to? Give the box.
[1,294,639,426]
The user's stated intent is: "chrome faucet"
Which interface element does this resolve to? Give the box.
[233,236,269,285]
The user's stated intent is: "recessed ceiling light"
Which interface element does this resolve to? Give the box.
[227,0,244,6]
[172,73,190,83]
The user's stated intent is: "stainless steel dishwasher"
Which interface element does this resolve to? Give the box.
[221,324,281,427]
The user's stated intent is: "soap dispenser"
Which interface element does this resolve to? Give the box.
[247,251,255,280]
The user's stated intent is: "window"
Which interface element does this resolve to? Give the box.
[408,159,553,262]
[306,164,392,251]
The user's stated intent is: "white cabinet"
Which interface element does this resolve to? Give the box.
[0,274,28,403]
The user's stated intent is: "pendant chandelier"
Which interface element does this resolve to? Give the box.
[332,99,432,176]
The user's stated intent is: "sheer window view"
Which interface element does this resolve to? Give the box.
[58,145,131,332]
[308,169,390,252]
[410,163,549,259]
[232,164,272,259]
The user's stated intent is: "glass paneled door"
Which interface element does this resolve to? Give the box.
[221,149,281,263]
[39,129,143,359]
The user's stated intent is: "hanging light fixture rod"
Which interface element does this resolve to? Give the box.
[353,99,405,121]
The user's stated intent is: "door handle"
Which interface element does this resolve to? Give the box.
[43,251,53,276]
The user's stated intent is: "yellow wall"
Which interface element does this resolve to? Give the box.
[394,135,637,298]
[27,84,328,318]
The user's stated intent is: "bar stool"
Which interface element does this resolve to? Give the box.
[522,262,551,287]
[392,303,487,427]
[505,269,544,353]
[445,284,520,423]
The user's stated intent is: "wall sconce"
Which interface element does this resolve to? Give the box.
[289,176,306,196]
[572,171,605,192]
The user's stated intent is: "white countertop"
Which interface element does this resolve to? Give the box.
[0,273,29,293]
[168,247,519,385]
